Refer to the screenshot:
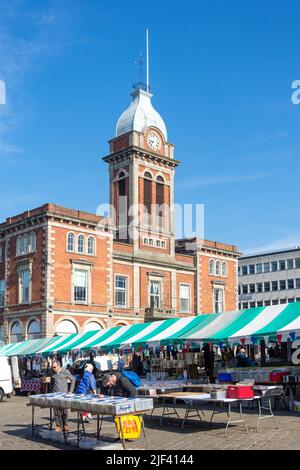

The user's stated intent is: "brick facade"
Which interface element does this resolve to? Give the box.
[0,96,240,344]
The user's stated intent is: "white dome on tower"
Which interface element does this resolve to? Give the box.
[116,86,167,141]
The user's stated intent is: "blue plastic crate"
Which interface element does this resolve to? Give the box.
[217,373,232,382]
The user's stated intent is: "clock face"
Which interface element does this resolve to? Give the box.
[147,132,161,151]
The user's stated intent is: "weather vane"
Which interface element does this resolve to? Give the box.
[133,29,150,92]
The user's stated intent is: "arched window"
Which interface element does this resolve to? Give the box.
[156,176,164,230]
[144,173,152,216]
[17,236,23,256]
[83,321,102,333]
[55,319,78,336]
[77,235,85,254]
[11,321,23,343]
[67,233,75,252]
[117,173,128,241]
[222,262,228,277]
[215,260,221,276]
[87,236,95,255]
[209,259,215,275]
[23,234,29,254]
[27,320,41,340]
[29,232,36,252]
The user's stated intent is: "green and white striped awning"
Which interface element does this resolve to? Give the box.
[105,315,218,349]
[0,336,61,357]
[2,303,300,356]
[184,304,300,343]
[35,327,121,354]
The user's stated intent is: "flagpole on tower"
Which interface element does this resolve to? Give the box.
[146,28,149,92]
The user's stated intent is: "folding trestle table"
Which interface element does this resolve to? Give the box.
[157,393,279,436]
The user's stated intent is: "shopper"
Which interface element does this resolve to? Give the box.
[129,353,143,376]
[101,372,138,397]
[203,343,215,383]
[76,363,103,423]
[236,348,256,367]
[50,360,75,432]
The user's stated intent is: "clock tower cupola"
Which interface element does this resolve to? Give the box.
[103,82,180,258]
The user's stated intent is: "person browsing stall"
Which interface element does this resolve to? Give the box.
[101,372,138,398]
[76,363,97,395]
[50,360,75,432]
[76,363,103,424]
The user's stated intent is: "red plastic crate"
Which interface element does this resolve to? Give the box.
[269,372,289,382]
[227,385,254,399]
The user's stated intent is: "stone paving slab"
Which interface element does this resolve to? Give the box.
[0,395,299,450]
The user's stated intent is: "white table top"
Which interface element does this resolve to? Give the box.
[164,394,261,403]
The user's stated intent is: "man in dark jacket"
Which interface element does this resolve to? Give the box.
[101,372,138,397]
[50,360,75,432]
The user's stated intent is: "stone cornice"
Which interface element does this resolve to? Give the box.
[113,250,196,272]
[102,145,180,167]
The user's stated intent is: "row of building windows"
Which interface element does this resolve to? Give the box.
[238,258,300,276]
[67,233,96,256]
[143,237,166,248]
[239,278,300,295]
[115,275,191,312]
[16,232,36,256]
[239,298,300,310]
[117,170,165,183]
[209,259,228,277]
[0,271,192,313]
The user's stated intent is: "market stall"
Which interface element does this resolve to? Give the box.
[1,303,300,414]
[28,392,153,449]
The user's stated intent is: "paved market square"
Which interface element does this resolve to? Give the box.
[0,395,299,450]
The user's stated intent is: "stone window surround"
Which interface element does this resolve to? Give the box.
[71,260,93,306]
[17,260,33,305]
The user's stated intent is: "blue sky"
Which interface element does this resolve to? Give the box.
[0,0,300,254]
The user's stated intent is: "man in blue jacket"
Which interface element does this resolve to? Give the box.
[76,363,102,423]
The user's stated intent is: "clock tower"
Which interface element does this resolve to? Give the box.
[103,83,180,259]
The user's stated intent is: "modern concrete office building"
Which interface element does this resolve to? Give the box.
[238,247,300,309]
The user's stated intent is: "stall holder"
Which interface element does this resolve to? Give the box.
[157,391,279,435]
[28,393,153,450]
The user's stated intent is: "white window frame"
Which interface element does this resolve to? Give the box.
[29,232,36,253]
[209,259,215,276]
[16,235,23,256]
[73,267,90,305]
[213,286,225,313]
[215,260,221,276]
[27,319,41,340]
[221,261,228,277]
[179,283,191,313]
[18,264,32,305]
[114,274,128,308]
[10,321,23,343]
[23,234,29,254]
[87,236,96,256]
[149,278,162,309]
[161,241,166,248]
[67,232,75,252]
[77,234,85,254]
